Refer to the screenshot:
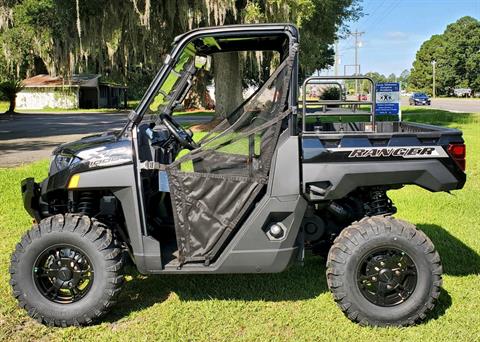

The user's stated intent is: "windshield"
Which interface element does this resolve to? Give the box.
[146,42,197,116]
[414,93,428,98]
[135,31,291,129]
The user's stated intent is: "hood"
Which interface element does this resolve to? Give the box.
[50,131,133,175]
[53,131,118,156]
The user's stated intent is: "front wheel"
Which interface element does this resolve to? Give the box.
[326,216,442,326]
[10,214,124,326]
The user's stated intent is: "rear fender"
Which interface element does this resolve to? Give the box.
[302,160,461,201]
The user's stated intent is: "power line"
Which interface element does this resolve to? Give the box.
[363,0,402,33]
[334,41,339,76]
[338,0,402,80]
[350,29,365,94]
[358,0,388,32]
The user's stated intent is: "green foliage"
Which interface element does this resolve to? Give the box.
[0,0,55,79]
[0,0,362,99]
[361,70,411,93]
[0,79,24,113]
[399,69,411,90]
[410,16,480,95]
[14,0,55,28]
[242,0,363,82]
[319,86,341,100]
[365,71,387,83]
[0,79,24,95]
[386,73,397,82]
[360,72,386,93]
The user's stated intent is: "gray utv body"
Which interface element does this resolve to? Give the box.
[21,23,465,276]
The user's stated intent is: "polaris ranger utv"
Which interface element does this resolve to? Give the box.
[11,24,466,327]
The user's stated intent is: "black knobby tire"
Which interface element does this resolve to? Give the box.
[9,214,124,326]
[326,216,442,327]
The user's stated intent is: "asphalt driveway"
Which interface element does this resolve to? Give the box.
[0,112,212,167]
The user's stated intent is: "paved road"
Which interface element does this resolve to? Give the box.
[401,97,480,113]
[0,112,212,167]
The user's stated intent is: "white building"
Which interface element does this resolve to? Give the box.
[17,74,127,110]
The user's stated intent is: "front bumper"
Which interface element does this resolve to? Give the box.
[414,100,430,105]
[21,178,42,221]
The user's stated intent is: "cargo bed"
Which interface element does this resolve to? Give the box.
[299,76,466,201]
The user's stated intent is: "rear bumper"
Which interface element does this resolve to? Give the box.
[21,178,42,221]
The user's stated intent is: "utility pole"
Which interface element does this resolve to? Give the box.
[351,30,365,95]
[334,40,339,76]
[431,60,437,98]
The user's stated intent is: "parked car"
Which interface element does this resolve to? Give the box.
[358,94,368,101]
[409,92,431,106]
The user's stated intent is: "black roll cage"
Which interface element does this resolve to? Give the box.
[122,23,300,136]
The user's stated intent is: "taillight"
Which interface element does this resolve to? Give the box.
[448,143,466,171]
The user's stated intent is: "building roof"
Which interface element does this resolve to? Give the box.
[23,74,102,88]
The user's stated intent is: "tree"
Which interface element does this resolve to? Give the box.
[0,80,24,114]
[364,72,387,84]
[410,34,446,95]
[0,0,54,79]
[398,69,410,90]
[386,73,397,82]
[214,52,244,118]
[320,86,341,100]
[361,71,386,93]
[410,16,480,95]
[243,0,362,79]
[0,0,362,116]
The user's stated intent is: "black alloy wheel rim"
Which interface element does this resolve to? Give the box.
[356,247,418,307]
[33,245,94,304]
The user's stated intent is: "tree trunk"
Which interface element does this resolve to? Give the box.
[184,71,208,110]
[213,52,243,118]
[7,95,16,114]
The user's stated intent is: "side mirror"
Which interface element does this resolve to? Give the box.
[195,55,212,71]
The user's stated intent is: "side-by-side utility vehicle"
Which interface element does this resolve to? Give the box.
[11,24,466,327]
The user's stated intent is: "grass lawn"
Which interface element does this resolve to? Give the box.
[0,108,479,341]
[0,101,8,112]
[0,101,125,114]
[0,98,215,117]
[0,98,216,115]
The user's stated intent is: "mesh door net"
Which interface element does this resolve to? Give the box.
[166,46,297,264]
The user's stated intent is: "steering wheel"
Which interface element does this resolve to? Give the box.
[159,113,199,150]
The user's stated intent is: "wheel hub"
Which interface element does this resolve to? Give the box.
[57,267,72,281]
[378,268,393,282]
[33,245,94,304]
[357,247,417,307]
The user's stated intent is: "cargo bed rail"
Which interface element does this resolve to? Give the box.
[301,75,376,133]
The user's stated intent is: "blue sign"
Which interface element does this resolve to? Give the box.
[375,82,400,115]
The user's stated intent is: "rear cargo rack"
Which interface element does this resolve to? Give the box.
[301,76,376,133]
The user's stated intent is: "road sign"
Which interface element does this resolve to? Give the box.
[375,82,400,115]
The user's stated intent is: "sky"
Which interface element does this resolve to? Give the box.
[325,0,480,77]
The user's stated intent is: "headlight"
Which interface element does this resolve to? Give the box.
[53,154,81,172]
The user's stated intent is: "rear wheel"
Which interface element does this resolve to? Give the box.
[326,216,442,326]
[10,214,124,326]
